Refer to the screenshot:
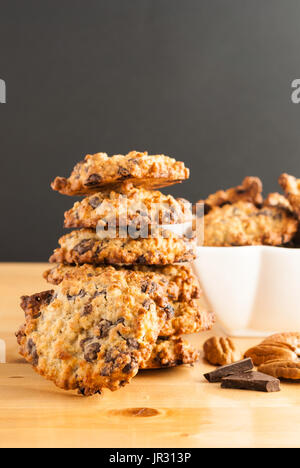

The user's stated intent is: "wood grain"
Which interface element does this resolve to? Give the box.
[0,263,299,448]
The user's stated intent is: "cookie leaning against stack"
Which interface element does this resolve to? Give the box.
[17,150,214,395]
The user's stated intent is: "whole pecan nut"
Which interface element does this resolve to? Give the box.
[203,336,241,366]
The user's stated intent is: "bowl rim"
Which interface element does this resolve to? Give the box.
[195,245,300,254]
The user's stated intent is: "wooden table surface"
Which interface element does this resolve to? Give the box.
[0,263,299,448]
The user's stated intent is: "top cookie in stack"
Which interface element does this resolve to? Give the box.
[51,150,190,195]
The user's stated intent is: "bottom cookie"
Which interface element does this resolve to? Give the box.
[17,268,166,396]
[141,337,200,369]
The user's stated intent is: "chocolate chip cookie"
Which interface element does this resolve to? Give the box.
[16,268,168,395]
[43,264,212,336]
[49,229,197,265]
[204,200,298,246]
[44,263,201,302]
[51,151,189,195]
[64,182,192,229]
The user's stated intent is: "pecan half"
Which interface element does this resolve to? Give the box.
[262,332,300,355]
[258,360,300,380]
[244,344,297,366]
[203,336,241,366]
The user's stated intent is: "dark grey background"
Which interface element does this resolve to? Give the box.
[1,0,300,261]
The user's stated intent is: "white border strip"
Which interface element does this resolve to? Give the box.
[0,340,6,363]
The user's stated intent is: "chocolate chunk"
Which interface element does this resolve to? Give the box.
[142,299,152,310]
[123,357,138,373]
[122,363,133,373]
[73,239,95,255]
[136,255,147,264]
[21,290,54,318]
[129,158,140,165]
[115,317,125,325]
[141,281,157,295]
[221,371,280,393]
[204,358,254,383]
[82,304,93,316]
[89,196,101,209]
[203,203,212,215]
[126,338,140,350]
[93,288,107,300]
[27,339,39,366]
[67,289,86,301]
[98,319,112,338]
[164,304,175,319]
[118,167,131,178]
[80,337,93,350]
[104,348,115,363]
[84,342,101,362]
[85,174,102,186]
[100,365,112,376]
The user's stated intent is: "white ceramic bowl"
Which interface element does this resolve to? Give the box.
[192,246,300,337]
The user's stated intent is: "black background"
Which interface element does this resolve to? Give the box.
[1,0,300,261]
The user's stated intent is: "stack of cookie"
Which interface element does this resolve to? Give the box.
[16,151,214,396]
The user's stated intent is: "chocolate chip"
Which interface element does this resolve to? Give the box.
[141,281,157,295]
[89,196,101,209]
[164,304,174,319]
[118,167,131,179]
[122,363,133,373]
[84,342,101,362]
[85,174,102,186]
[126,338,139,350]
[20,290,54,318]
[98,319,113,338]
[93,288,107,300]
[123,357,138,373]
[142,299,152,310]
[73,239,95,255]
[79,337,93,350]
[67,289,87,301]
[15,325,26,345]
[136,255,147,264]
[100,365,112,376]
[82,304,93,316]
[27,339,39,366]
[115,317,125,325]
[204,203,212,215]
[104,348,115,363]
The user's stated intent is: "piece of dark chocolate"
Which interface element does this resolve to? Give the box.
[221,371,280,393]
[204,358,254,383]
